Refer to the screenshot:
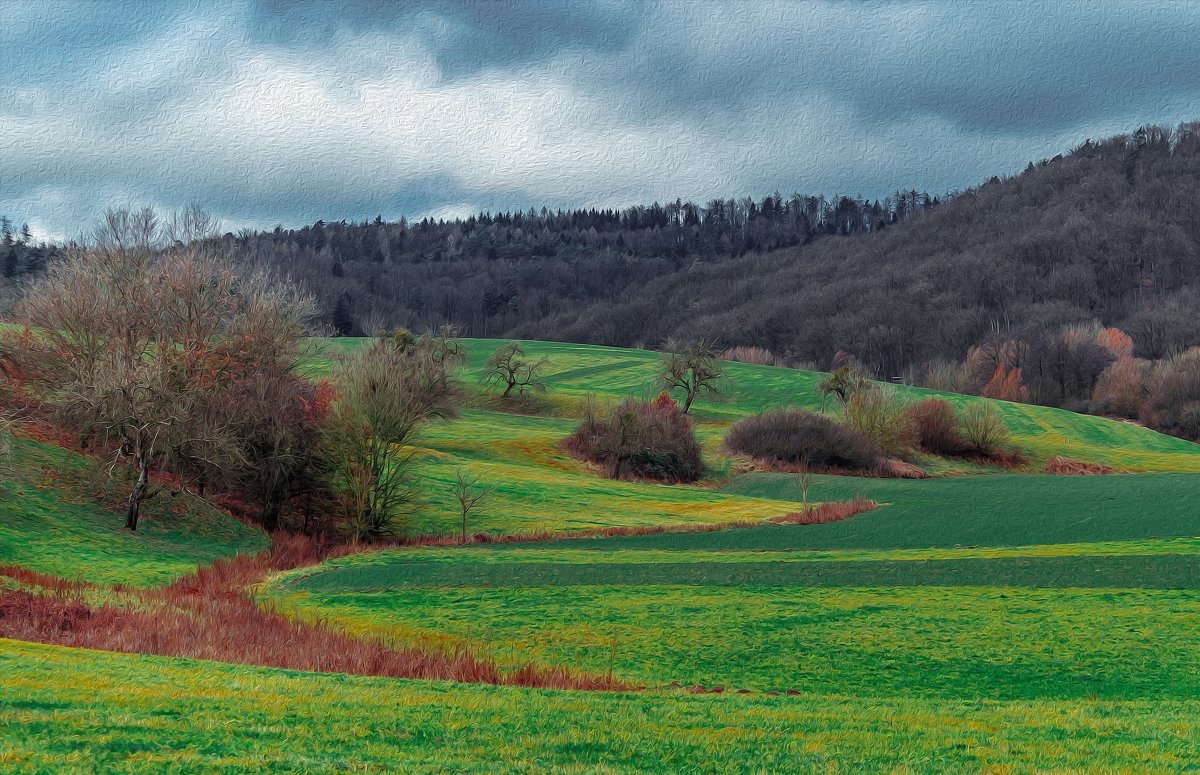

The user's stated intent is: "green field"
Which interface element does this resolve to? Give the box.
[3,638,1199,773]
[4,338,1200,771]
[0,435,267,587]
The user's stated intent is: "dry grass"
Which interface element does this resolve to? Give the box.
[1044,456,1116,476]
[0,532,629,691]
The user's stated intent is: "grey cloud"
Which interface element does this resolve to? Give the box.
[5,0,1200,239]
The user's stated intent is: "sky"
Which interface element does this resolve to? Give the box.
[4,0,1200,241]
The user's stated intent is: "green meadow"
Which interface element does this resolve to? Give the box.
[4,338,1200,771]
[6,638,1199,773]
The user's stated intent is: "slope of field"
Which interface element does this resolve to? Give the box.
[313,338,1200,473]
[3,638,1198,773]
[0,434,267,586]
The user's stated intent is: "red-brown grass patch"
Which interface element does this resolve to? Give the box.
[1044,456,1116,475]
[0,532,630,692]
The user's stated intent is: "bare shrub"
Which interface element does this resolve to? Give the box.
[959,402,1012,457]
[1092,357,1150,418]
[841,385,914,456]
[922,360,969,393]
[564,396,703,482]
[1142,349,1200,440]
[720,345,781,366]
[724,408,882,471]
[905,398,970,456]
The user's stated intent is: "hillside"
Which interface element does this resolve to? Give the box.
[4,337,1200,770]
[222,124,1200,380]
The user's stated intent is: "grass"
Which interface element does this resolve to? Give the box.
[541,471,1200,551]
[264,537,1200,698]
[0,435,267,586]
[4,336,1200,771]
[300,338,1200,540]
[3,638,1199,773]
[398,410,806,536]
[310,338,1200,472]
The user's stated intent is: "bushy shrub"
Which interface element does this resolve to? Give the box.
[905,398,970,456]
[841,386,914,456]
[724,408,882,470]
[1142,349,1200,440]
[959,402,1012,457]
[1092,357,1150,418]
[564,396,704,482]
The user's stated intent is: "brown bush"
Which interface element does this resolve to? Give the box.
[564,396,704,482]
[1142,349,1200,440]
[905,399,971,456]
[720,345,782,366]
[1092,357,1150,418]
[724,408,882,471]
[1044,456,1115,475]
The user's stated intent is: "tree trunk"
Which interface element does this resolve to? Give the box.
[682,391,695,414]
[125,460,150,531]
[260,495,281,532]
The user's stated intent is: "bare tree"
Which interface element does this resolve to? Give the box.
[452,466,496,542]
[481,342,549,398]
[795,459,814,513]
[659,339,725,414]
[325,331,464,542]
[14,206,310,530]
[818,365,867,412]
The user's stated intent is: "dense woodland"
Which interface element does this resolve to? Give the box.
[198,125,1200,384]
[212,189,947,339]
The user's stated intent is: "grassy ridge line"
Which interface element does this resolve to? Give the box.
[275,537,1200,569]
[285,554,1200,591]
[0,435,268,587]
[310,337,1200,471]
[255,585,1200,699]
[3,638,1198,773]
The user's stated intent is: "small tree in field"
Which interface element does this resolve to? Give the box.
[819,365,867,412]
[325,332,464,542]
[452,466,496,542]
[481,342,549,398]
[659,339,725,414]
[794,456,814,513]
[15,206,313,530]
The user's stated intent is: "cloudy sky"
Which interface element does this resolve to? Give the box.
[4,0,1200,240]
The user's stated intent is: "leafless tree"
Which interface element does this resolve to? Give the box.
[325,331,465,541]
[659,339,725,414]
[452,466,496,542]
[14,206,312,530]
[481,342,549,398]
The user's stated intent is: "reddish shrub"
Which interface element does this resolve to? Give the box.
[905,399,970,456]
[1044,456,1115,475]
